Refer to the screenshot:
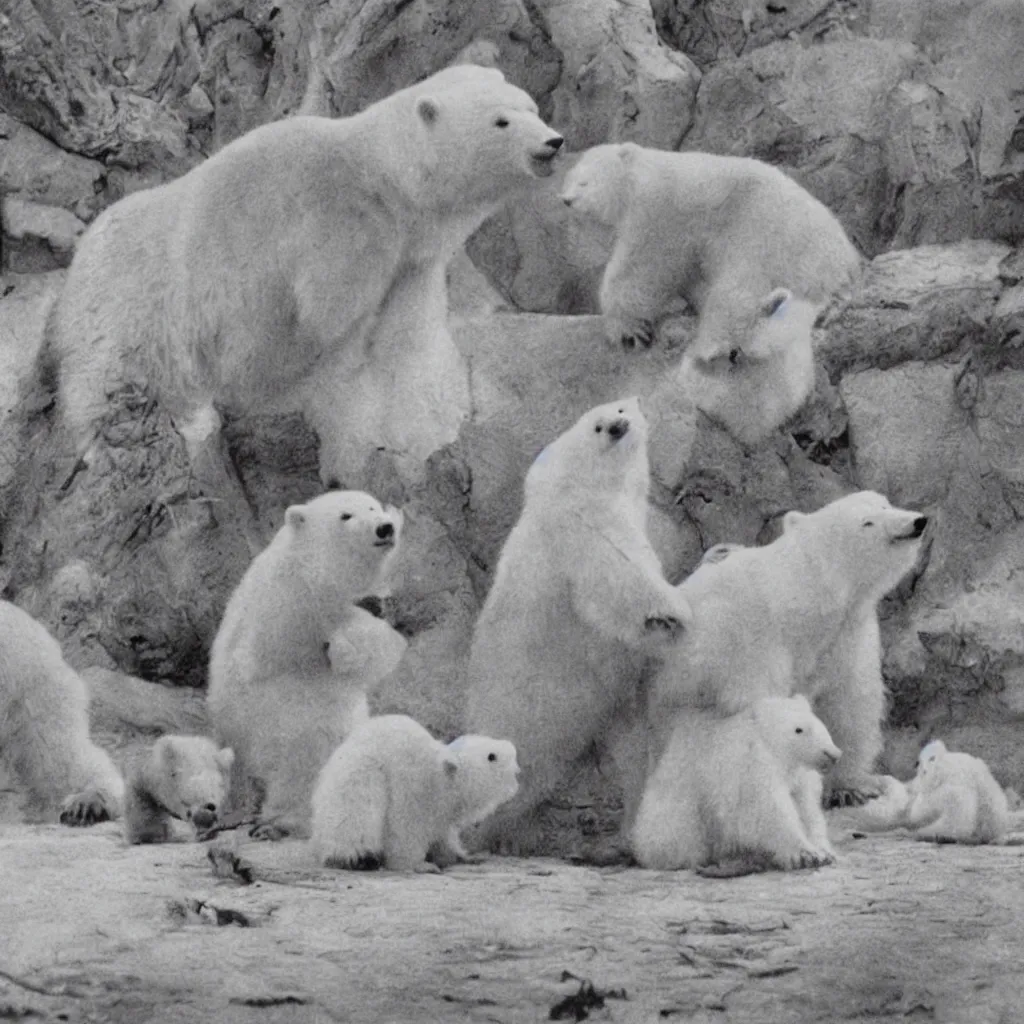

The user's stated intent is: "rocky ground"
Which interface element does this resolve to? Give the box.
[2,812,1023,1024]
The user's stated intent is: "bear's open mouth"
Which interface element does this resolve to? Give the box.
[373,538,396,548]
[530,150,560,177]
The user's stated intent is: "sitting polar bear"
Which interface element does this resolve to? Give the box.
[208,490,408,840]
[633,695,841,872]
[559,143,861,445]
[310,715,520,872]
[849,741,1010,845]
[649,490,929,807]
[0,601,124,825]
[49,64,564,489]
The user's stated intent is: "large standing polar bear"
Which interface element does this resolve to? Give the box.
[559,142,862,445]
[466,397,692,856]
[649,491,929,806]
[48,64,564,486]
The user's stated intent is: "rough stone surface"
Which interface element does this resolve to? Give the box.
[1,814,1024,1022]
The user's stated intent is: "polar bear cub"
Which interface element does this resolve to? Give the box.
[123,735,235,845]
[560,143,861,444]
[466,397,693,855]
[208,490,407,840]
[633,695,841,871]
[310,715,520,872]
[0,600,125,825]
[650,490,929,807]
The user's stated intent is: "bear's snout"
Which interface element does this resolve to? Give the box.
[190,805,218,830]
[545,136,564,152]
[607,417,630,440]
[911,515,928,537]
[819,746,842,769]
[562,195,574,207]
[376,522,394,541]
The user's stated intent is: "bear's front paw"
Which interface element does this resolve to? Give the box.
[826,775,884,808]
[248,821,292,842]
[605,316,656,351]
[60,787,116,827]
[777,845,833,871]
[644,615,685,639]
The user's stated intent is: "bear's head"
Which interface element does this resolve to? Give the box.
[782,490,929,604]
[444,734,520,828]
[751,694,842,774]
[285,490,403,596]
[912,739,950,794]
[559,142,638,225]
[680,288,819,446]
[525,396,650,501]
[410,66,563,205]
[150,735,234,832]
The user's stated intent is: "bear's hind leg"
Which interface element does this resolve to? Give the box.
[599,243,682,350]
[910,785,978,843]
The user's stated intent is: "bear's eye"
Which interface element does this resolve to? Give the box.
[488,752,497,762]
[594,424,603,433]
[795,727,804,734]
[494,117,509,128]
[340,513,352,522]
[863,520,874,527]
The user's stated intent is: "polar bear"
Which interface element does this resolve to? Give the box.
[649,491,929,807]
[0,600,125,825]
[850,742,1010,845]
[48,65,564,491]
[310,715,520,872]
[123,735,235,845]
[207,490,408,840]
[633,695,841,871]
[559,143,861,444]
[465,397,693,856]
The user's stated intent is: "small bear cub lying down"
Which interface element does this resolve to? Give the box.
[311,714,520,873]
[123,735,235,845]
[849,740,1010,845]
[633,695,841,872]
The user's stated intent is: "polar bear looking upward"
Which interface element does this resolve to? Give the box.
[466,397,693,857]
[208,490,408,840]
[649,490,928,807]
[560,143,861,445]
[48,65,564,490]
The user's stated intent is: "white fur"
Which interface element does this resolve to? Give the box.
[633,695,841,871]
[123,734,234,845]
[465,397,692,855]
[50,65,564,479]
[650,491,928,804]
[560,143,861,444]
[906,740,1009,844]
[0,600,125,825]
[207,491,408,839]
[310,715,520,872]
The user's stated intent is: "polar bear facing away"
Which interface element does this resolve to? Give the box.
[633,695,841,871]
[650,491,928,806]
[906,741,1009,844]
[49,65,564,487]
[466,397,693,856]
[311,715,520,872]
[560,143,861,444]
[0,601,124,825]
[208,491,407,840]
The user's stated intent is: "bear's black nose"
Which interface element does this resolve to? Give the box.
[376,522,394,540]
[607,418,629,440]
[545,136,564,151]
[562,197,573,207]
[205,803,217,812]
[911,515,929,537]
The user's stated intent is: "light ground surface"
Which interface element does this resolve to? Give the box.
[2,817,1023,1023]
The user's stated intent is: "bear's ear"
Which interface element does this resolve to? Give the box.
[416,96,441,126]
[782,509,805,532]
[285,504,307,531]
[216,747,235,772]
[760,287,791,319]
